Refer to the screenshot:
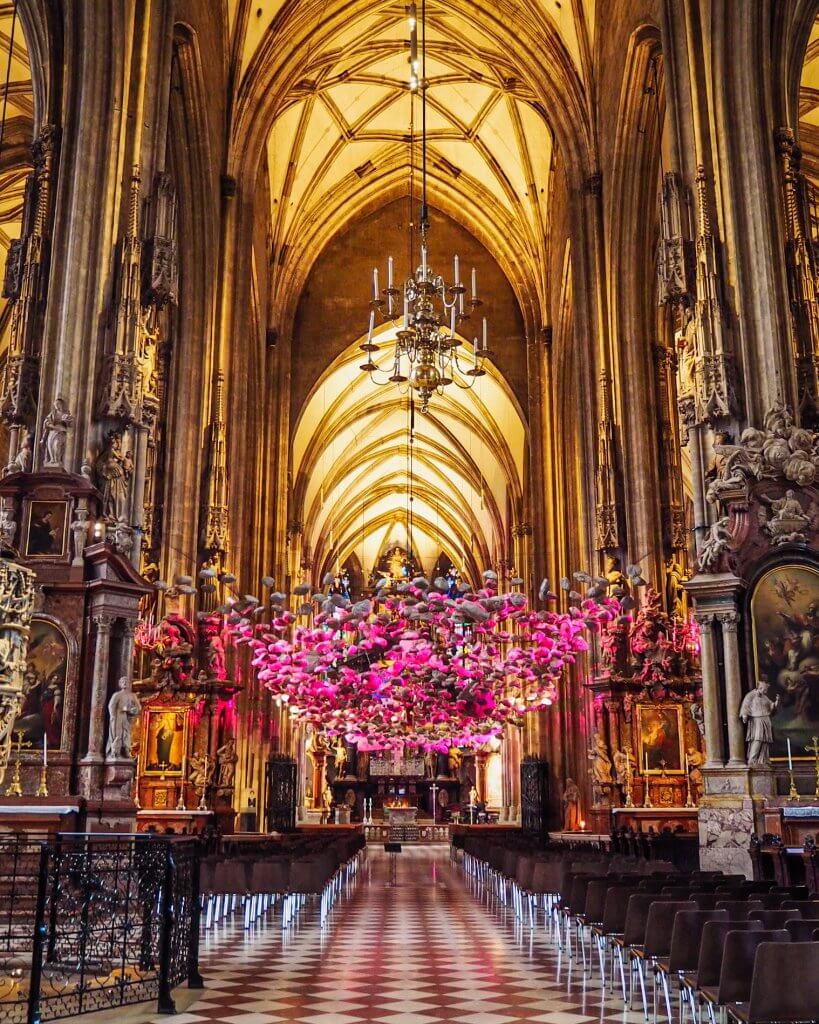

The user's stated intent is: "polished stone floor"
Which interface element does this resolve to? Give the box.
[165,846,650,1024]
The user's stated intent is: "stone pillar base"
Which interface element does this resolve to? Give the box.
[77,756,105,800]
[698,765,773,876]
[103,758,136,803]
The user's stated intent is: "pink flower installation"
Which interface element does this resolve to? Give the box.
[230,576,618,751]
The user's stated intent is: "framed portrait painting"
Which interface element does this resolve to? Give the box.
[140,707,188,776]
[751,563,819,760]
[637,703,684,774]
[24,500,69,558]
[13,618,69,749]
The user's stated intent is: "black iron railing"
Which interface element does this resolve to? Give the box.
[0,832,202,1023]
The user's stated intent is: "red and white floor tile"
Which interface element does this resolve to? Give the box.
[162,847,651,1024]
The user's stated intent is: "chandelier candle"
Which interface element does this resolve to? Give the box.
[359,0,491,411]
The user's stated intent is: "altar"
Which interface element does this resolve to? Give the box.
[384,805,417,825]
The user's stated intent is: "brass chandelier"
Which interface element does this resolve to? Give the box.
[359,0,491,412]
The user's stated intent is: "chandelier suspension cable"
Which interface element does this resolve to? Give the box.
[359,0,492,413]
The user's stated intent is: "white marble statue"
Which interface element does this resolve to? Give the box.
[41,398,74,468]
[106,676,141,760]
[739,679,779,766]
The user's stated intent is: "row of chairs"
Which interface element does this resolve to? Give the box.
[456,834,819,1023]
[200,830,366,929]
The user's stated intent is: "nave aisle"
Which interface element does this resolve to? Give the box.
[168,847,646,1024]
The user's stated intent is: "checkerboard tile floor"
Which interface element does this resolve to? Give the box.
[164,847,652,1024]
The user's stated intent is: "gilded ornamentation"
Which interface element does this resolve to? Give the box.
[0,557,36,786]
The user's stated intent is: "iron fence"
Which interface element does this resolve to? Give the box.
[0,832,202,1023]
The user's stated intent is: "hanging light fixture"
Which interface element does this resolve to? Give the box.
[359,0,491,413]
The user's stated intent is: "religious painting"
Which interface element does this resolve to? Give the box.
[637,703,684,775]
[751,564,819,760]
[140,707,188,776]
[13,619,68,748]
[24,500,68,558]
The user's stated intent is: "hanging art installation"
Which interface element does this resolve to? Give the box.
[229,572,619,751]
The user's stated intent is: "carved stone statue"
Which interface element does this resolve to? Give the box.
[686,747,704,793]
[587,733,613,804]
[105,676,141,760]
[41,398,74,468]
[95,431,133,522]
[189,751,214,790]
[0,504,16,551]
[216,737,238,791]
[698,516,732,572]
[612,747,636,787]
[604,555,629,594]
[739,679,779,766]
[5,431,33,476]
[690,702,706,741]
[562,778,582,831]
[762,489,813,545]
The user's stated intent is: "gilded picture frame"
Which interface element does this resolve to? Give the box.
[636,703,685,775]
[139,706,188,777]
[750,563,819,761]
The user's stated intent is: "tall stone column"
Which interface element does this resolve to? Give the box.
[119,620,136,683]
[696,613,724,768]
[79,614,114,798]
[719,611,746,766]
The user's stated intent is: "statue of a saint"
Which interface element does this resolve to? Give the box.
[562,778,582,831]
[41,399,74,468]
[5,431,33,476]
[387,547,407,580]
[105,676,141,760]
[739,679,779,766]
[587,733,613,803]
[333,741,348,777]
[216,737,238,790]
[95,431,133,522]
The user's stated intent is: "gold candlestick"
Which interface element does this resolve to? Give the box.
[642,752,653,807]
[5,731,31,797]
[684,754,695,808]
[36,764,48,798]
[624,755,634,808]
[788,767,799,800]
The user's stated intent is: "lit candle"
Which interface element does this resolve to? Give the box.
[387,255,394,290]
[372,267,379,300]
[471,267,477,300]
[482,317,487,350]
[454,254,460,286]
[367,308,375,344]
[42,735,47,768]
[787,738,793,772]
